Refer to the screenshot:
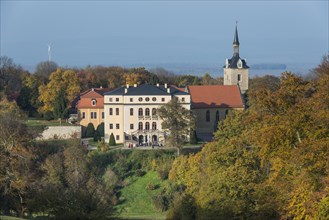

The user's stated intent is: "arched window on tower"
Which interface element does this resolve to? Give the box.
[206,110,210,122]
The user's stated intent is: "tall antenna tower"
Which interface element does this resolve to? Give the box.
[48,43,51,62]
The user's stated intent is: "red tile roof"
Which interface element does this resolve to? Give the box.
[76,88,112,109]
[188,85,244,108]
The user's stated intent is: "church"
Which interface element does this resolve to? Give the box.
[76,25,249,144]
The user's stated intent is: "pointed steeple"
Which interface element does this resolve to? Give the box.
[233,23,240,45]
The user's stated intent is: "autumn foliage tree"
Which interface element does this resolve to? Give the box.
[168,56,329,219]
[38,68,80,117]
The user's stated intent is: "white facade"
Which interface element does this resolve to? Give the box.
[104,84,190,146]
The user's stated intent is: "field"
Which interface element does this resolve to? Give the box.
[115,171,167,220]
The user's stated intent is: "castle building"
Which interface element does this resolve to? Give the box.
[224,24,249,94]
[103,84,190,145]
[76,87,111,129]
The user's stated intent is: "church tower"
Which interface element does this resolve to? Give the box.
[224,24,249,94]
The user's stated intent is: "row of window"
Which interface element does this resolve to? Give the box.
[109,97,168,102]
[109,122,157,131]
[108,108,158,116]
[205,110,229,122]
[82,112,104,119]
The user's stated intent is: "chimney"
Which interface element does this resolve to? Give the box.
[156,83,159,87]
[167,88,170,93]
[134,84,137,87]
[92,88,94,91]
[125,88,128,94]
[164,83,167,88]
[126,84,129,88]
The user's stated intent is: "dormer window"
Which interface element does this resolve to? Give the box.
[91,99,96,106]
[237,59,243,69]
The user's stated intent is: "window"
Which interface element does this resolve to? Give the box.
[91,112,97,119]
[225,110,229,119]
[116,124,120,129]
[145,108,150,116]
[130,124,134,130]
[116,98,119,102]
[102,112,104,119]
[130,108,134,116]
[138,97,143,101]
[130,98,133,102]
[161,98,165,102]
[138,108,143,116]
[116,108,119,115]
[82,112,85,119]
[145,97,150,102]
[182,97,185,102]
[116,135,119,141]
[145,122,150,130]
[138,122,143,130]
[152,108,156,116]
[216,110,220,122]
[91,99,96,106]
[109,124,113,129]
[238,74,241,82]
[152,122,157,130]
[206,110,210,122]
[152,97,156,101]
[109,98,113,102]
[109,108,113,115]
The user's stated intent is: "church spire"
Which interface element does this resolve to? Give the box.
[233,21,239,56]
[233,22,240,45]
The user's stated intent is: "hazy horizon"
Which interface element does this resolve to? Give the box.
[1,1,328,75]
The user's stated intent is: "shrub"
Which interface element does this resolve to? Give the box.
[85,123,95,138]
[44,111,54,120]
[109,133,116,146]
[189,130,197,144]
[97,141,109,152]
[96,123,105,137]
[146,182,158,190]
[157,168,169,180]
[152,195,168,212]
[93,130,101,142]
[135,169,146,177]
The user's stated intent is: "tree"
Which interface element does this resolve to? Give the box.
[53,89,68,119]
[38,68,80,116]
[34,61,58,83]
[109,133,116,146]
[85,123,95,138]
[0,100,35,217]
[189,130,197,144]
[158,98,195,155]
[16,75,41,116]
[96,123,105,137]
[93,130,101,142]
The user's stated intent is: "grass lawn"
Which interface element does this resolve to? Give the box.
[0,216,24,220]
[114,171,166,220]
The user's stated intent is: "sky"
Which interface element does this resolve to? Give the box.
[1,0,328,73]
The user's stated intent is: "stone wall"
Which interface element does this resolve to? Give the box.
[36,126,81,140]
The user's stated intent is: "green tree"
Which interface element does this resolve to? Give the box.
[158,98,195,155]
[85,123,95,138]
[109,133,116,146]
[93,130,101,142]
[53,89,68,119]
[96,122,105,137]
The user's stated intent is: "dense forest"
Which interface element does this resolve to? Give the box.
[0,56,328,219]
